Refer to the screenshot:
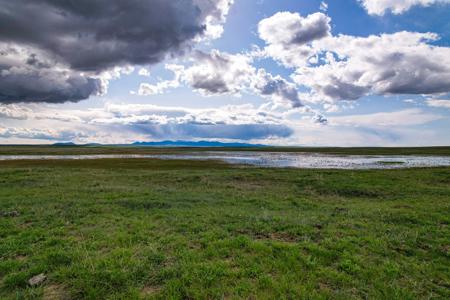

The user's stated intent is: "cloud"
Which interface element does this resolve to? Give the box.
[0,104,108,122]
[138,50,307,110]
[312,113,328,125]
[252,69,303,108]
[403,99,417,104]
[1,103,447,146]
[256,12,450,104]
[129,123,292,140]
[94,103,287,127]
[359,0,450,15]
[257,12,450,104]
[426,98,450,108]
[136,50,254,97]
[288,122,447,146]
[138,68,151,77]
[97,102,295,139]
[330,108,442,127]
[281,108,447,146]
[195,0,234,39]
[139,51,255,97]
[0,102,294,142]
[258,12,331,68]
[258,12,331,46]
[0,126,87,141]
[0,0,234,103]
[0,104,30,120]
[0,0,232,71]
[0,45,102,103]
[0,102,289,126]
[294,32,450,102]
[138,65,183,95]
[171,50,255,96]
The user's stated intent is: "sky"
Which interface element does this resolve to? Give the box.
[0,0,450,146]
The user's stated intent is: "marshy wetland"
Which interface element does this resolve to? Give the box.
[1,151,450,169]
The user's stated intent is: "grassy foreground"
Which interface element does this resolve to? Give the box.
[0,158,449,299]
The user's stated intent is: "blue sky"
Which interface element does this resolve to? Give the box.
[0,0,449,145]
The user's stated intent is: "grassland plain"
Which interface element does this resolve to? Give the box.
[1,145,450,156]
[0,154,449,299]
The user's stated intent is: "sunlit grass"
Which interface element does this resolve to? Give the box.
[0,157,449,299]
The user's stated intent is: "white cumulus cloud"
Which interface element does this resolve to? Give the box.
[257,12,450,104]
[359,0,450,15]
[258,12,331,68]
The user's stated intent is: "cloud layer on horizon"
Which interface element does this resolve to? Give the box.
[0,102,294,142]
[0,102,447,146]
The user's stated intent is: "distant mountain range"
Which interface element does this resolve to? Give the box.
[53,140,266,148]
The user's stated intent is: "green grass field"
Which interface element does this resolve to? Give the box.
[0,151,449,299]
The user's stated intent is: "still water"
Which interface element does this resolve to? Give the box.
[1,151,450,169]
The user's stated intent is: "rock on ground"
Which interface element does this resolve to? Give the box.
[28,273,46,286]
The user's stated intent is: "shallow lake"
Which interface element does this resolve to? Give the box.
[1,151,450,169]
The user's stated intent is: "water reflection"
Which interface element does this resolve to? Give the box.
[1,151,450,169]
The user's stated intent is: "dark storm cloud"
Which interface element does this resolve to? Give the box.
[0,45,103,103]
[0,0,205,71]
[0,0,227,103]
[0,70,101,104]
